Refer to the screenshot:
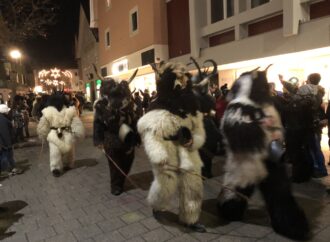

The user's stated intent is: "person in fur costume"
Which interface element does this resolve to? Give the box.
[137,61,207,232]
[93,69,140,196]
[217,67,310,240]
[37,91,85,177]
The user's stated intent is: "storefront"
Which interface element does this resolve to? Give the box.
[217,46,330,101]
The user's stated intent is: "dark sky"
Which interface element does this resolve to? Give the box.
[23,0,82,69]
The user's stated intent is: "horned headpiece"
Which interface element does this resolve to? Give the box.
[227,65,273,104]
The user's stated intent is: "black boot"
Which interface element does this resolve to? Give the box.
[185,223,206,233]
[152,209,163,220]
[52,169,61,177]
[111,188,123,196]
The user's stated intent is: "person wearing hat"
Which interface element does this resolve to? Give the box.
[0,104,22,176]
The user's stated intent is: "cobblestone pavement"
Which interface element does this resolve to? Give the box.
[1,112,330,241]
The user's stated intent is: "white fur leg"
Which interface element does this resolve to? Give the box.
[147,168,178,211]
[119,124,133,143]
[223,152,268,188]
[49,142,63,172]
[178,167,203,224]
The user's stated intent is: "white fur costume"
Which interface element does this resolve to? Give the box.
[138,109,205,224]
[37,106,85,172]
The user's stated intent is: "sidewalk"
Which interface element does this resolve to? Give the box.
[1,137,330,242]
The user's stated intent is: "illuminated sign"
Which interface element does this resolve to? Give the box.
[38,68,73,87]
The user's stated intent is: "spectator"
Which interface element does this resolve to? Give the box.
[0,94,4,104]
[139,89,150,114]
[133,92,143,118]
[10,96,25,143]
[21,99,30,138]
[150,90,157,102]
[0,104,22,176]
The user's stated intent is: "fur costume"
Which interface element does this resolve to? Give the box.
[93,69,140,196]
[37,92,85,176]
[138,62,206,227]
[217,69,309,240]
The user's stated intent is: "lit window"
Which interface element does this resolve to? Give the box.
[105,30,110,48]
[105,0,111,9]
[251,0,270,8]
[130,7,139,35]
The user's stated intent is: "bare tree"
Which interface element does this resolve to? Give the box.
[0,0,58,47]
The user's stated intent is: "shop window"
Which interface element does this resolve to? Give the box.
[130,7,139,35]
[211,0,235,24]
[105,30,110,48]
[251,0,270,8]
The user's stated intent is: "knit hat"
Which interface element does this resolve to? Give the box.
[0,104,10,114]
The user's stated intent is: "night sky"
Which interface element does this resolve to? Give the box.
[23,0,82,69]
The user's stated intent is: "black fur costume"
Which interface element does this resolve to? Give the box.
[217,69,310,240]
[93,70,140,196]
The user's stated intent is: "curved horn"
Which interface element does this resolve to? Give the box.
[92,64,104,80]
[203,59,218,77]
[190,57,203,80]
[127,68,138,84]
[264,64,273,72]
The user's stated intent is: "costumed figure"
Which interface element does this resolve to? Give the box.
[137,61,208,232]
[93,67,140,196]
[217,67,310,240]
[189,57,222,178]
[37,91,85,177]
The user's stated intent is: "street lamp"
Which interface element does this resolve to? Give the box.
[9,49,22,60]
[9,49,22,84]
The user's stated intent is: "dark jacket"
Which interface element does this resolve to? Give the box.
[0,113,14,149]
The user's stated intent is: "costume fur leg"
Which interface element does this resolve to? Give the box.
[107,149,134,191]
[217,152,266,221]
[147,167,178,211]
[217,185,255,221]
[259,159,309,240]
[178,170,203,225]
[49,142,63,172]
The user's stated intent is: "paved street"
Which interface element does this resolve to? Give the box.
[1,112,330,242]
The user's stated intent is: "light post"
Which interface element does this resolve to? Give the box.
[9,49,22,84]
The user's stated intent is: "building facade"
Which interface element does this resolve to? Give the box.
[90,0,330,96]
[90,0,169,92]
[76,3,99,101]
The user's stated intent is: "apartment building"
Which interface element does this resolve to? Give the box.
[90,0,330,94]
[90,0,168,91]
[76,3,99,101]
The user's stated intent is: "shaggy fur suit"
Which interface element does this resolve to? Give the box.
[37,106,85,172]
[217,72,309,240]
[138,109,205,225]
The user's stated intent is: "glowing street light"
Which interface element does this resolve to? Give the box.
[9,49,22,60]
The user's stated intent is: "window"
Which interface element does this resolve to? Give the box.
[141,49,155,65]
[131,11,138,31]
[211,0,234,23]
[105,0,111,9]
[101,67,107,77]
[105,30,110,48]
[251,0,270,8]
[129,7,139,35]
